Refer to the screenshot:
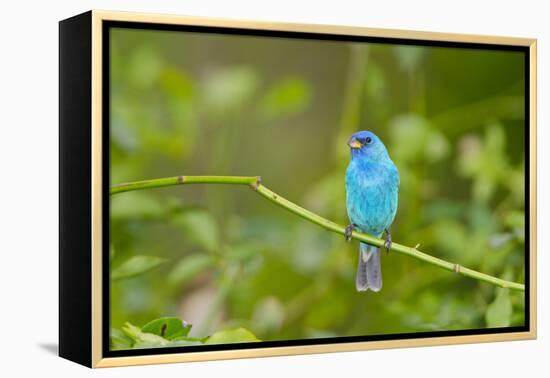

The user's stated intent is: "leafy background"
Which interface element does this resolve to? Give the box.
[109,27,526,349]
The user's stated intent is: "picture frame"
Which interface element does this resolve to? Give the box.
[59,10,537,368]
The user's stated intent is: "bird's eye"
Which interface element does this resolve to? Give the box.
[365,137,372,144]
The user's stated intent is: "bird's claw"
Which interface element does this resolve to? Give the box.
[345,224,354,242]
[384,229,392,254]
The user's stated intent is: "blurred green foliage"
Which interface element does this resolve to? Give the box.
[110,316,259,350]
[109,28,526,349]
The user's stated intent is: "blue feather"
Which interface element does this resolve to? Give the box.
[345,131,399,292]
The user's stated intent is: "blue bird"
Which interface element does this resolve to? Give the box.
[345,131,399,292]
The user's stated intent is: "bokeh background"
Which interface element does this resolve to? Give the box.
[109,27,526,349]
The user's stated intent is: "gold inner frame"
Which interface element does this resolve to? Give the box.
[90,9,537,368]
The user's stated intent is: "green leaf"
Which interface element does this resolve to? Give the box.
[168,338,203,347]
[204,328,261,345]
[486,289,512,327]
[168,254,215,286]
[171,335,206,343]
[226,242,262,262]
[111,192,165,220]
[202,66,259,111]
[389,114,448,163]
[172,210,219,252]
[110,328,134,350]
[128,45,162,89]
[260,77,311,120]
[111,256,167,280]
[504,210,525,229]
[251,297,285,333]
[160,65,194,102]
[141,317,192,340]
[393,45,425,72]
[121,322,169,348]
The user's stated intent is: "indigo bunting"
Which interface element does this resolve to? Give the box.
[345,131,399,292]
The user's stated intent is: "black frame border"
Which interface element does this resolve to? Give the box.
[101,20,531,359]
[59,11,93,367]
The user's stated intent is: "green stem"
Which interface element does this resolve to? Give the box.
[110,175,255,195]
[110,175,525,292]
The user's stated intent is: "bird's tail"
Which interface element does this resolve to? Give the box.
[356,242,382,292]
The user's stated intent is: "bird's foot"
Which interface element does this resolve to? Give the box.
[345,224,355,242]
[384,229,392,254]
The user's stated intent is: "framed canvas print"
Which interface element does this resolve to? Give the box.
[59,10,537,368]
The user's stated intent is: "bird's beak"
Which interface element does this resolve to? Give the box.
[348,139,362,149]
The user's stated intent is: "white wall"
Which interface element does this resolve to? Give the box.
[0,0,547,376]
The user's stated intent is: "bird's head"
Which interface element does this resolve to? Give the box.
[347,130,389,161]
